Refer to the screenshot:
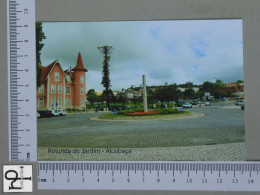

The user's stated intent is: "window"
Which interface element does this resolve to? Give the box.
[81,98,84,105]
[51,98,56,107]
[80,87,84,94]
[80,76,84,83]
[51,85,56,93]
[39,98,44,106]
[58,85,62,93]
[66,75,70,82]
[66,87,70,94]
[66,98,71,106]
[55,72,59,79]
[58,98,62,106]
[39,84,44,93]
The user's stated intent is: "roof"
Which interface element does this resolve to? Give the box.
[72,52,88,72]
[40,60,56,80]
[225,83,238,87]
[64,67,73,78]
[40,60,67,81]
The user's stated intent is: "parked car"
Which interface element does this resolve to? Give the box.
[55,109,67,116]
[235,100,244,105]
[241,102,245,110]
[191,101,198,105]
[38,110,55,117]
[52,110,60,117]
[37,112,40,118]
[182,102,192,108]
[205,101,211,106]
[175,101,183,107]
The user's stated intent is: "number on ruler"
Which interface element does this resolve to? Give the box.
[24,8,28,14]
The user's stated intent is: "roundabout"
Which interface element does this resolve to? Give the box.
[37,102,245,161]
[89,111,205,121]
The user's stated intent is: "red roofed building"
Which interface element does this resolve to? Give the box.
[37,52,88,110]
[223,82,244,98]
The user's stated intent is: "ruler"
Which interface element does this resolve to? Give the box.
[7,0,37,161]
[38,161,260,191]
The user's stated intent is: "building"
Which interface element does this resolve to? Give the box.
[37,52,88,110]
[223,82,244,98]
[124,90,134,99]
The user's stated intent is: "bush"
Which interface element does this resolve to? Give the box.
[117,110,135,115]
[155,108,179,114]
[133,108,144,112]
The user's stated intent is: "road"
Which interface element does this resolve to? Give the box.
[37,102,245,161]
[38,102,244,136]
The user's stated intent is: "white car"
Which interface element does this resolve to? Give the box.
[235,100,244,106]
[205,101,211,106]
[51,110,60,117]
[182,102,192,108]
[56,109,67,116]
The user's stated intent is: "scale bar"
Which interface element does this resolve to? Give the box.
[38,161,260,191]
[8,0,37,162]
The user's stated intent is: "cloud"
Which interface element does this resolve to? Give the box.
[40,19,243,92]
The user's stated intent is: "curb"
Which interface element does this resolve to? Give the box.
[89,112,205,122]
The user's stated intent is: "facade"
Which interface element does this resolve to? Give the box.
[223,82,244,97]
[37,52,88,111]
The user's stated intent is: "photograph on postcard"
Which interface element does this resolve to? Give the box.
[36,19,245,161]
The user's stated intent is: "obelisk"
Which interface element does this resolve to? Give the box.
[142,75,148,112]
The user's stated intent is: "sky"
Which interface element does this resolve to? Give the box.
[40,20,243,92]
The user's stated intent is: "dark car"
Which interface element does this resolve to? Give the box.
[38,110,55,117]
[241,102,245,110]
[192,101,198,105]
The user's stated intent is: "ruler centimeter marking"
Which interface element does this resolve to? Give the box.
[38,161,260,191]
[7,0,37,162]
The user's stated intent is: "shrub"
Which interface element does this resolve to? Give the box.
[156,108,179,114]
[117,110,135,115]
[133,109,144,112]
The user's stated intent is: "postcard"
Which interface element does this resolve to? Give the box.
[36,19,244,161]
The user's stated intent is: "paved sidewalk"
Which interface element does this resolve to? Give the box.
[38,142,245,161]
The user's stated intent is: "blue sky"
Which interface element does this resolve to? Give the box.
[40,19,243,91]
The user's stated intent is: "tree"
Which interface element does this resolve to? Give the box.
[201,81,214,92]
[183,88,195,99]
[98,45,114,109]
[36,22,46,87]
[87,89,98,105]
[117,92,126,106]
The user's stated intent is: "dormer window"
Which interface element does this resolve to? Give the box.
[55,72,59,80]
[66,75,71,82]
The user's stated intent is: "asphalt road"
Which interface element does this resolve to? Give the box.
[37,102,245,161]
[38,102,244,137]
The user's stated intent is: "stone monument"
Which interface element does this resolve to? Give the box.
[142,75,148,112]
